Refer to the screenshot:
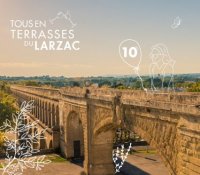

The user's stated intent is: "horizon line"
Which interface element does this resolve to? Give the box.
[0,72,200,79]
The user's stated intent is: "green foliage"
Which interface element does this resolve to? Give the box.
[0,74,200,91]
[0,132,4,147]
[0,82,16,150]
[23,80,41,86]
[0,131,5,153]
[0,81,11,93]
[47,154,68,163]
[187,82,200,92]
[0,90,16,126]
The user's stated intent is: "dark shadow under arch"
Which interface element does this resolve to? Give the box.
[40,132,47,149]
[66,111,84,166]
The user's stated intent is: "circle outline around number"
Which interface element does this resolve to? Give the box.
[119,39,142,70]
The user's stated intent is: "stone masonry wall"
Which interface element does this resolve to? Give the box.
[10,85,200,175]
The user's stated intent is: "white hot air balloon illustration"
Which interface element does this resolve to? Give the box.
[119,39,146,91]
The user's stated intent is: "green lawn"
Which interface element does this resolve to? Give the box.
[46,154,68,163]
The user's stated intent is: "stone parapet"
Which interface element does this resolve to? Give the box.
[10,85,200,175]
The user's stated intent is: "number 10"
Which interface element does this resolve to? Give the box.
[122,47,138,58]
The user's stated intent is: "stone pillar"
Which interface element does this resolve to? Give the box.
[42,102,45,123]
[89,129,115,175]
[45,102,48,125]
[38,100,40,119]
[56,105,59,126]
[35,100,37,117]
[52,126,60,149]
[52,104,55,127]
[33,98,36,116]
[40,100,43,121]
[37,99,39,118]
[30,96,33,115]
[33,127,39,149]
[48,103,52,128]
[40,101,42,122]
[175,115,200,175]
[41,101,44,123]
[43,102,46,125]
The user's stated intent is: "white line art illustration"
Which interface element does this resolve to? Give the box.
[119,39,147,91]
[0,101,51,175]
[171,16,182,29]
[49,11,77,28]
[113,143,132,173]
[149,43,176,91]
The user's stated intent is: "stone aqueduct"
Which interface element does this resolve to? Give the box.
[10,85,200,175]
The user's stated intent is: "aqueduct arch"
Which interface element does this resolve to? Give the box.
[90,122,115,175]
[122,104,181,174]
[66,111,84,159]
[10,85,200,175]
[40,132,47,149]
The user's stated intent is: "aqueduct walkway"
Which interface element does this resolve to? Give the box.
[11,85,200,175]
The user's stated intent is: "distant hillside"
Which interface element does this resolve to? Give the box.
[0,73,200,92]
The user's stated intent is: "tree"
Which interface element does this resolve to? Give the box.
[0,91,16,126]
[0,101,50,175]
